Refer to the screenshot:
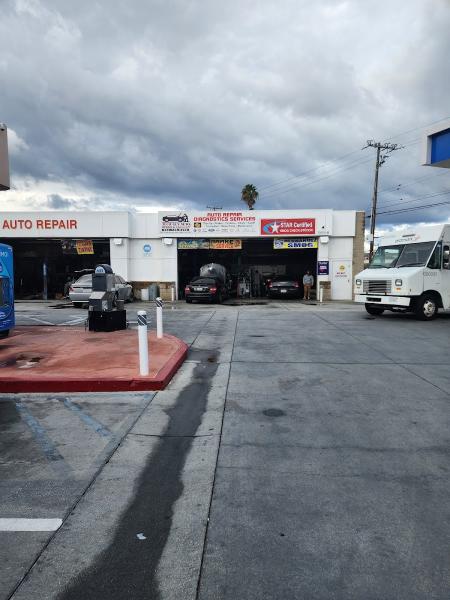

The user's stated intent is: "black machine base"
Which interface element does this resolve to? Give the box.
[88,310,127,332]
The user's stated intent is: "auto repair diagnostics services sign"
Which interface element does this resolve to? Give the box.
[260,218,316,236]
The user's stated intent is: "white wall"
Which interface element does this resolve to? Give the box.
[328,237,354,300]
[127,238,177,283]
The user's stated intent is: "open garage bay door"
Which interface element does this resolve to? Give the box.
[178,237,317,298]
[7,238,110,299]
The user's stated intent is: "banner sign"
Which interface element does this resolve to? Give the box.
[75,240,94,255]
[210,239,242,250]
[160,211,257,236]
[178,239,210,250]
[273,238,317,250]
[261,218,316,236]
[317,260,329,275]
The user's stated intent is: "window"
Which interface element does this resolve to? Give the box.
[427,243,442,269]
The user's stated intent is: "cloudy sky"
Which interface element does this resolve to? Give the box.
[0,0,449,230]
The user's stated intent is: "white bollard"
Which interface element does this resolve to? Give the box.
[171,286,175,303]
[319,287,324,304]
[137,310,149,376]
[156,297,163,339]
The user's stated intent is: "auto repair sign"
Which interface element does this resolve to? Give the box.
[261,218,315,236]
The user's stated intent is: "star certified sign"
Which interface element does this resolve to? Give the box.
[260,218,315,236]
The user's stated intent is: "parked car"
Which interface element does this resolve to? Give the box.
[185,276,227,303]
[69,274,133,307]
[267,276,301,299]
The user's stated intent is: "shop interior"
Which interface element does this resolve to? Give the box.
[6,239,110,299]
[177,238,318,298]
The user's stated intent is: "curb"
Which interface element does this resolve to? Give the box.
[0,334,188,393]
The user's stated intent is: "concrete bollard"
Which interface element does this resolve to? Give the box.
[137,310,149,376]
[156,297,163,339]
[171,286,175,303]
[319,287,324,304]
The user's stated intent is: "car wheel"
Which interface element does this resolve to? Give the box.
[0,329,10,339]
[414,294,438,321]
[186,298,192,303]
[73,302,83,309]
[365,304,385,316]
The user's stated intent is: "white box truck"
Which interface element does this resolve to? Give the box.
[354,225,450,320]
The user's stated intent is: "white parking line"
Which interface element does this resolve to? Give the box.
[21,315,55,326]
[0,518,63,531]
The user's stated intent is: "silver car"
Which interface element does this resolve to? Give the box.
[69,274,133,307]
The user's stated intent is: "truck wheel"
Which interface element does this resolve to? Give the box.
[365,304,384,316]
[414,294,438,320]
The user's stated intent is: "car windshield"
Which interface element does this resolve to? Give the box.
[369,241,436,269]
[396,241,436,267]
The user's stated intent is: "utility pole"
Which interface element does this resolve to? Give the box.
[364,140,402,260]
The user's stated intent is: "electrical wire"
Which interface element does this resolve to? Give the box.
[377,193,450,216]
[257,116,449,195]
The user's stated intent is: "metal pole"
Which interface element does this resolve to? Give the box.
[156,297,163,339]
[319,286,324,304]
[137,310,149,376]
[171,286,175,303]
[369,145,381,262]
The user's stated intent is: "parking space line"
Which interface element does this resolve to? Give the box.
[0,518,62,532]
[14,403,70,476]
[20,315,55,325]
[61,398,112,437]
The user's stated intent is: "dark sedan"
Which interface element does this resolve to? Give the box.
[267,276,301,299]
[185,277,226,303]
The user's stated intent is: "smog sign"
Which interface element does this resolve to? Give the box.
[261,218,316,236]
[273,238,317,249]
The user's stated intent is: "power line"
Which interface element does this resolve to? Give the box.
[260,154,374,200]
[376,194,450,217]
[377,189,450,211]
[257,116,449,195]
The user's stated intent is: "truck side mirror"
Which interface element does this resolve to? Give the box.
[443,246,450,269]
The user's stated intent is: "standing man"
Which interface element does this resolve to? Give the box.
[302,270,314,300]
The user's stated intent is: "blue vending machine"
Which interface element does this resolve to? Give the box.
[0,243,14,338]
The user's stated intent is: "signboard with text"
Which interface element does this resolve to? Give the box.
[261,218,316,236]
[317,260,329,275]
[178,239,210,250]
[210,239,242,250]
[159,211,257,237]
[273,238,317,250]
[75,240,94,255]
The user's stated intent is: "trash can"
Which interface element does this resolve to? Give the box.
[141,287,149,301]
[148,283,160,301]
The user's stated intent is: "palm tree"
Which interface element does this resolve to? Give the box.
[241,184,258,210]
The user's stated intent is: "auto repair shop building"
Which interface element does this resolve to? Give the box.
[0,209,365,301]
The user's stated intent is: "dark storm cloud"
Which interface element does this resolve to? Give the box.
[0,0,449,227]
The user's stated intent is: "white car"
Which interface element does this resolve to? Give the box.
[69,274,133,307]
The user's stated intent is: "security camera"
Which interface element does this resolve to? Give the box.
[0,123,6,131]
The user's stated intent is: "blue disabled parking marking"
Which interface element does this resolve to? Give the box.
[61,398,112,438]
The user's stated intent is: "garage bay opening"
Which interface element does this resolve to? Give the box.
[177,237,318,300]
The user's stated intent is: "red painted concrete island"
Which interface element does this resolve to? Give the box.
[0,327,188,393]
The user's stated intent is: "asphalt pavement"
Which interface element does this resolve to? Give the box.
[1,300,449,599]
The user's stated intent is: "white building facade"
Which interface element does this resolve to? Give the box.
[0,209,365,301]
